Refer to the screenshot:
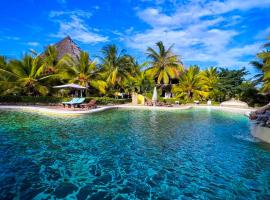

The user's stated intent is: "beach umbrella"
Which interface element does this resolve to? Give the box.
[152,86,158,104]
[53,83,87,97]
[53,83,87,90]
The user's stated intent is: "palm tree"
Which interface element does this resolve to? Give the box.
[41,45,70,75]
[60,51,107,94]
[200,67,219,99]
[0,54,52,96]
[133,71,155,94]
[0,56,8,79]
[172,66,208,101]
[100,44,135,89]
[251,35,270,92]
[258,51,270,92]
[0,56,9,94]
[146,41,183,85]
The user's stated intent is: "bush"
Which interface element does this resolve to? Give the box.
[0,96,131,105]
[86,97,131,105]
[160,98,189,104]
[0,96,68,105]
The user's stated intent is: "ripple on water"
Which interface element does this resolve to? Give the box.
[0,108,270,199]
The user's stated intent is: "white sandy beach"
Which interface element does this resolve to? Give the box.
[0,104,255,116]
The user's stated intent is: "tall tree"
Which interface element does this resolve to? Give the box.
[172,66,208,101]
[251,35,270,92]
[146,41,183,85]
[0,56,9,94]
[0,54,53,96]
[200,67,219,100]
[216,67,247,101]
[100,44,136,89]
[59,51,107,94]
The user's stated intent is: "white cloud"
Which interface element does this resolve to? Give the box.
[93,5,100,10]
[137,0,270,28]
[57,0,66,4]
[49,10,92,18]
[125,0,270,67]
[6,36,20,40]
[27,42,39,46]
[256,27,270,39]
[50,10,108,44]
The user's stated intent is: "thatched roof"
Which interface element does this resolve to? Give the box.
[53,36,81,61]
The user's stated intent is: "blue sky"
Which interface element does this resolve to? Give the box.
[0,0,270,74]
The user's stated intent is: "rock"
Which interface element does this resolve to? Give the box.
[249,112,257,120]
[250,103,270,128]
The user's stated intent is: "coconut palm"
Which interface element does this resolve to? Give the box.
[133,71,155,94]
[172,66,208,100]
[41,45,71,75]
[146,41,183,85]
[258,51,270,92]
[0,56,9,93]
[60,51,107,94]
[100,44,135,88]
[0,54,52,96]
[200,67,219,99]
[0,56,8,79]
[251,36,270,92]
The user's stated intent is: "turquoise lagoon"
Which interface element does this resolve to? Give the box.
[0,108,270,199]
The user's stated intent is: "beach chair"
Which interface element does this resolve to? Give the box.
[72,98,85,108]
[81,99,97,109]
[62,98,79,107]
[63,98,85,108]
[145,99,153,106]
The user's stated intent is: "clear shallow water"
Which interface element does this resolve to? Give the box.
[0,108,270,199]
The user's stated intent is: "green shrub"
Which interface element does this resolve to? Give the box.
[160,98,188,104]
[86,97,131,105]
[0,96,68,105]
[0,96,131,105]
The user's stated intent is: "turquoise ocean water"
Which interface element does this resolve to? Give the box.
[0,108,270,199]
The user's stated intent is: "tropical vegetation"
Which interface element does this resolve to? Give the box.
[0,38,269,106]
[251,36,270,92]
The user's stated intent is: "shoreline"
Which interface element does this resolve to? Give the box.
[1,104,269,143]
[0,104,255,115]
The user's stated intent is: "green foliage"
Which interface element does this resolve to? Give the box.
[251,35,270,93]
[172,66,209,101]
[58,51,107,94]
[216,67,248,101]
[0,40,269,107]
[0,96,131,105]
[85,97,131,105]
[238,81,269,106]
[0,96,69,105]
[146,41,183,84]
[0,53,54,96]
[99,44,137,90]
[200,67,219,100]
[123,70,155,95]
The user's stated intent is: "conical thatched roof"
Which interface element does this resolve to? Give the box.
[40,36,81,61]
[53,36,81,61]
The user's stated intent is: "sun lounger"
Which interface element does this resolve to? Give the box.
[63,98,85,108]
[145,100,153,106]
[72,98,85,107]
[62,98,79,107]
[81,99,97,109]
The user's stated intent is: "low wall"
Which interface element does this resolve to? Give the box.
[251,123,270,143]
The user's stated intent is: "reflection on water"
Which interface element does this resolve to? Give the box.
[0,108,270,199]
